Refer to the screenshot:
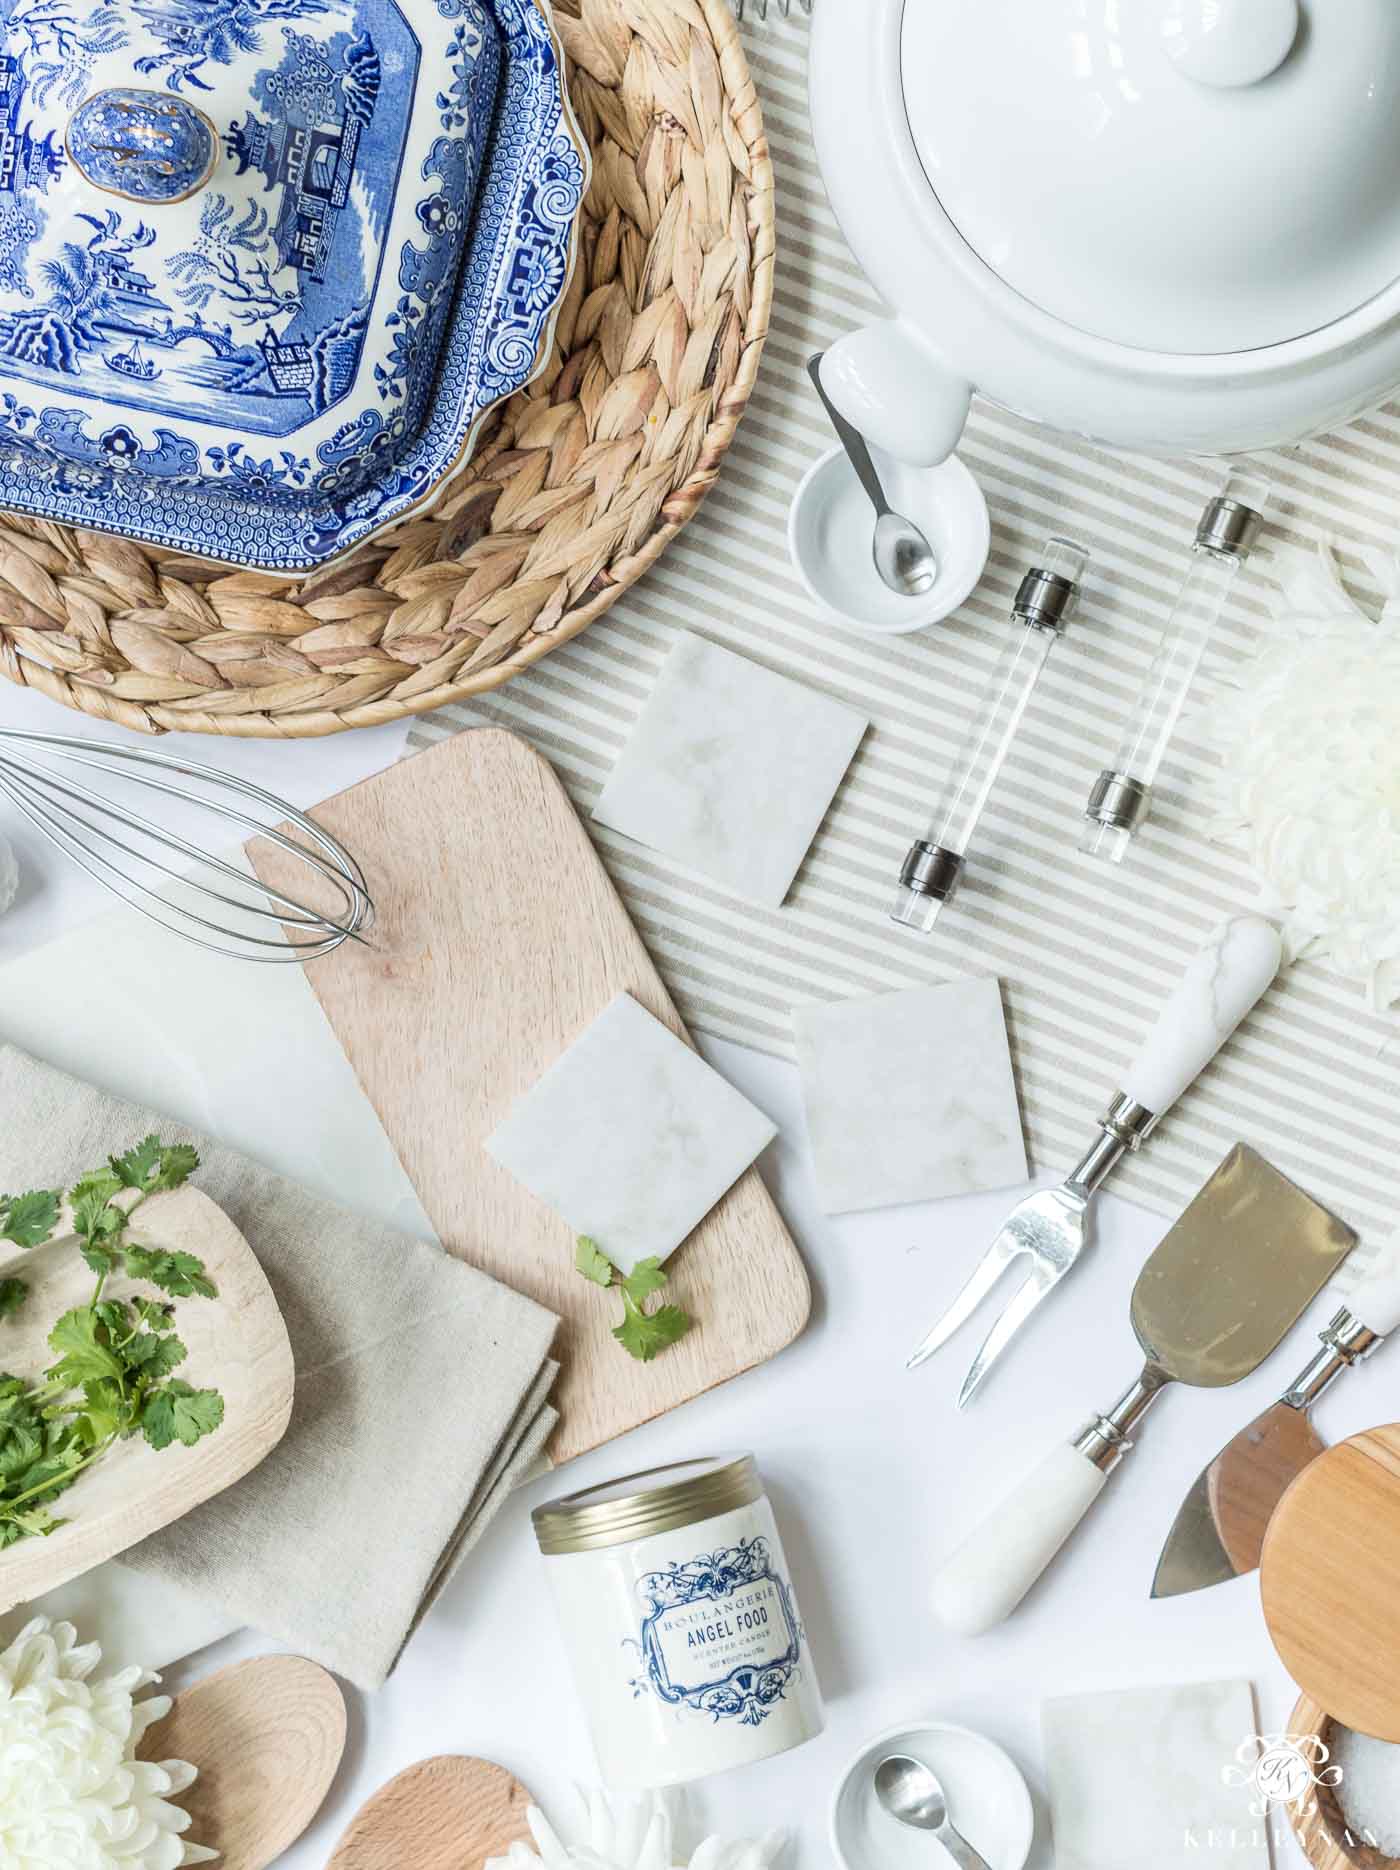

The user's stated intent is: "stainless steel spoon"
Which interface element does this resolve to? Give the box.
[874,1754,991,1870]
[807,354,938,598]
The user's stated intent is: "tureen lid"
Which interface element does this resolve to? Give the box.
[0,0,503,535]
[901,0,1400,355]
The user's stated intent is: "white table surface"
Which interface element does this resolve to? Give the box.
[0,681,1377,1869]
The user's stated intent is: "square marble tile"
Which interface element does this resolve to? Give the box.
[793,978,1027,1215]
[484,992,776,1273]
[592,632,868,907]
[1043,1681,1269,1870]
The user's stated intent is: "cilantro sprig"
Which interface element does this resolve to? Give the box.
[0,1137,223,1550]
[575,1237,695,1362]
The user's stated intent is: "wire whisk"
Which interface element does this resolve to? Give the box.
[0,729,373,965]
[732,0,811,20]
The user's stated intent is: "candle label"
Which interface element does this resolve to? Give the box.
[627,1537,805,1727]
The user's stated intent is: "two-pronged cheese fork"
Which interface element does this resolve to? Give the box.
[906,918,1285,1406]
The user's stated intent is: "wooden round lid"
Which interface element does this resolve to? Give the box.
[1262,1424,1400,1742]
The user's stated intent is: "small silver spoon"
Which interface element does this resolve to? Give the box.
[874,1753,992,1870]
[808,354,938,599]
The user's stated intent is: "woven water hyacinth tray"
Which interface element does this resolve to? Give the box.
[0,0,774,738]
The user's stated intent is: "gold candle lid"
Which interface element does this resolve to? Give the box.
[532,1455,761,1555]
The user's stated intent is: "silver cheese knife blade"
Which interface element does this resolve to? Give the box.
[1152,1227,1400,1598]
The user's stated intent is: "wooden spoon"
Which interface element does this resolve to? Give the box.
[327,1756,534,1870]
[140,1653,346,1870]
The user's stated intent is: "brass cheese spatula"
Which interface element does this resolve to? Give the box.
[1152,1225,1400,1598]
[930,1144,1356,1636]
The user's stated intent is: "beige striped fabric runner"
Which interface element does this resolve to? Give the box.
[411,10,1400,1250]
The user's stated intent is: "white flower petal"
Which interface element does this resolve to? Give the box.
[0,1616,212,1870]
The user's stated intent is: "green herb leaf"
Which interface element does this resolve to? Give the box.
[576,1238,696,1362]
[620,1257,668,1304]
[108,1136,164,1191]
[574,1236,614,1288]
[613,1299,694,1363]
[0,1138,221,1552]
[153,1143,200,1190]
[75,1381,125,1446]
[0,1189,60,1250]
[71,1187,126,1245]
[0,1421,40,1482]
[110,1136,199,1194]
[46,1308,125,1389]
[121,1246,217,1300]
[10,1506,60,1539]
[70,1168,122,1210]
[125,1331,186,1382]
[141,1381,223,1451]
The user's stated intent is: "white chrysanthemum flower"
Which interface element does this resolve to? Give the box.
[1200,539,1400,1009]
[487,1788,786,1870]
[0,1615,216,1870]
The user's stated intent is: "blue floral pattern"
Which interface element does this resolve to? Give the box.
[0,0,586,567]
[624,1540,808,1730]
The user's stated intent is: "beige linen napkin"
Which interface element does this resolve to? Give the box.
[0,1043,560,1691]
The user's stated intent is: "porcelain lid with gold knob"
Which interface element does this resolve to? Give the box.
[0,0,586,568]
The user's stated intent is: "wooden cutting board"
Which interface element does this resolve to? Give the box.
[249,729,810,1465]
[1261,1423,1400,1742]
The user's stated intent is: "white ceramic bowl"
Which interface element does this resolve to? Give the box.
[788,445,991,637]
[830,1718,1035,1870]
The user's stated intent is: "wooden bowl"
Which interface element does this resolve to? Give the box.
[0,1185,293,1611]
[1287,1694,1400,1870]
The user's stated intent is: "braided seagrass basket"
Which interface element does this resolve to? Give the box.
[0,0,774,738]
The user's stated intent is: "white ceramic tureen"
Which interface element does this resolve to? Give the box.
[810,0,1400,465]
[0,0,586,568]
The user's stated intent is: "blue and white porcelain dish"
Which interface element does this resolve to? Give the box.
[0,0,588,569]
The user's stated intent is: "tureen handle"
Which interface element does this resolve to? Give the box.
[821,320,972,469]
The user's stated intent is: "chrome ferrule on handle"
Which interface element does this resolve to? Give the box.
[1068,1093,1159,1195]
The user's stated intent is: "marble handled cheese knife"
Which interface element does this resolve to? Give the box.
[929,1144,1356,1636]
[907,917,1284,1405]
[1151,1227,1400,1598]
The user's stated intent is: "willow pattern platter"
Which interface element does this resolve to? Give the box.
[0,0,587,568]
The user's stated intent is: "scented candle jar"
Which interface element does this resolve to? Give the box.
[532,1455,824,1786]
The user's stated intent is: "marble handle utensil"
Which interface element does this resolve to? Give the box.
[932,1137,1355,1634]
[1119,915,1284,1115]
[907,917,1285,1403]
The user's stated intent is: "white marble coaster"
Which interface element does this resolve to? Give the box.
[793,978,1027,1215]
[1043,1681,1269,1870]
[592,632,868,907]
[485,992,776,1273]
